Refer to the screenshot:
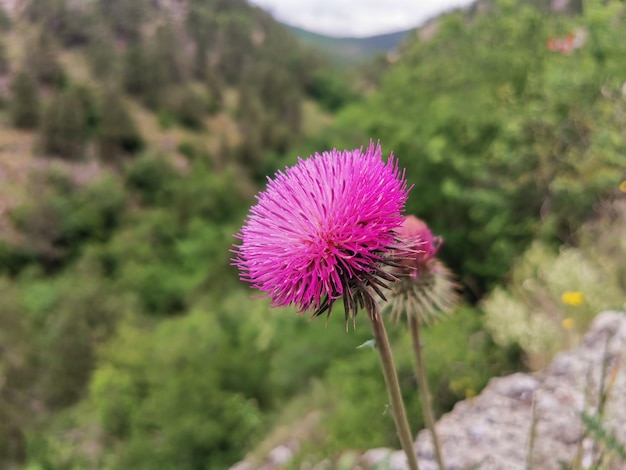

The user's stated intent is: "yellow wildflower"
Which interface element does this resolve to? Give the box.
[561,291,585,306]
[561,317,576,330]
[620,180,626,193]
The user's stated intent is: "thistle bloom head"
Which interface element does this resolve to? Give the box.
[387,216,458,324]
[233,141,410,324]
[396,215,442,279]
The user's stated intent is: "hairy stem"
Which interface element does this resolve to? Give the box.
[526,392,538,470]
[369,307,420,470]
[410,314,445,470]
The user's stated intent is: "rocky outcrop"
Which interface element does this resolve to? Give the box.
[368,310,626,470]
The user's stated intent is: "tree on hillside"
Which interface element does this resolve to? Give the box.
[215,12,253,83]
[24,32,65,87]
[24,0,94,46]
[0,283,30,467]
[24,0,68,29]
[97,88,143,162]
[0,7,9,31]
[153,22,188,86]
[186,3,216,80]
[98,0,148,42]
[140,23,190,110]
[40,88,88,160]
[87,40,117,80]
[9,70,40,129]
[0,40,10,76]
[73,85,99,134]
[204,68,223,112]
[163,87,206,130]
[122,42,148,96]
[122,34,183,110]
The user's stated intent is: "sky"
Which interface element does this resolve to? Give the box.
[248,0,476,38]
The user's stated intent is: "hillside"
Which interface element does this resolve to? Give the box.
[0,0,332,237]
[0,0,345,467]
[285,25,411,63]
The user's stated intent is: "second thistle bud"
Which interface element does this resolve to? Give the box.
[396,215,442,279]
[387,215,459,324]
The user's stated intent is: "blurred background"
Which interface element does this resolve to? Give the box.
[0,0,624,468]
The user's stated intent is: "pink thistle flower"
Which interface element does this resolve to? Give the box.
[396,215,442,279]
[387,216,459,324]
[233,141,410,324]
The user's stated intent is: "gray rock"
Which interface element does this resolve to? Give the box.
[229,462,254,470]
[360,448,392,466]
[413,310,626,470]
[269,445,294,466]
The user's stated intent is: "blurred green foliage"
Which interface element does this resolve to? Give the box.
[88,311,264,470]
[40,87,89,159]
[9,69,40,129]
[24,30,66,87]
[9,172,125,270]
[330,0,626,295]
[484,198,626,368]
[96,87,143,161]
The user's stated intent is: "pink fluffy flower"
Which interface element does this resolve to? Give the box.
[387,215,458,324]
[396,215,442,278]
[233,141,410,321]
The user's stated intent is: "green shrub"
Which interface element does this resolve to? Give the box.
[10,173,126,268]
[124,155,177,205]
[0,5,10,31]
[90,311,263,469]
[9,69,40,129]
[40,88,89,160]
[168,163,248,223]
[0,279,31,465]
[306,70,358,111]
[169,87,206,130]
[86,31,118,79]
[97,88,143,161]
[122,43,147,96]
[98,0,147,41]
[332,2,626,293]
[32,270,123,409]
[24,31,65,87]
[484,199,626,368]
[0,40,9,75]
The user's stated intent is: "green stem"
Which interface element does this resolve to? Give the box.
[369,307,420,470]
[525,392,538,470]
[409,315,445,470]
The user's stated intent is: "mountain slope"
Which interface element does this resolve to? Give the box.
[285,24,411,63]
[0,1,341,467]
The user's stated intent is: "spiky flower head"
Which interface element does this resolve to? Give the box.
[233,141,410,325]
[387,216,459,324]
[396,215,442,279]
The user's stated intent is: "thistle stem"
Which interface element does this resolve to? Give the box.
[409,314,445,470]
[369,308,420,470]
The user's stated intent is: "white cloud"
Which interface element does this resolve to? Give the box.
[248,0,475,37]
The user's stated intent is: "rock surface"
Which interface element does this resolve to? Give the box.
[232,311,626,469]
[408,310,626,470]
